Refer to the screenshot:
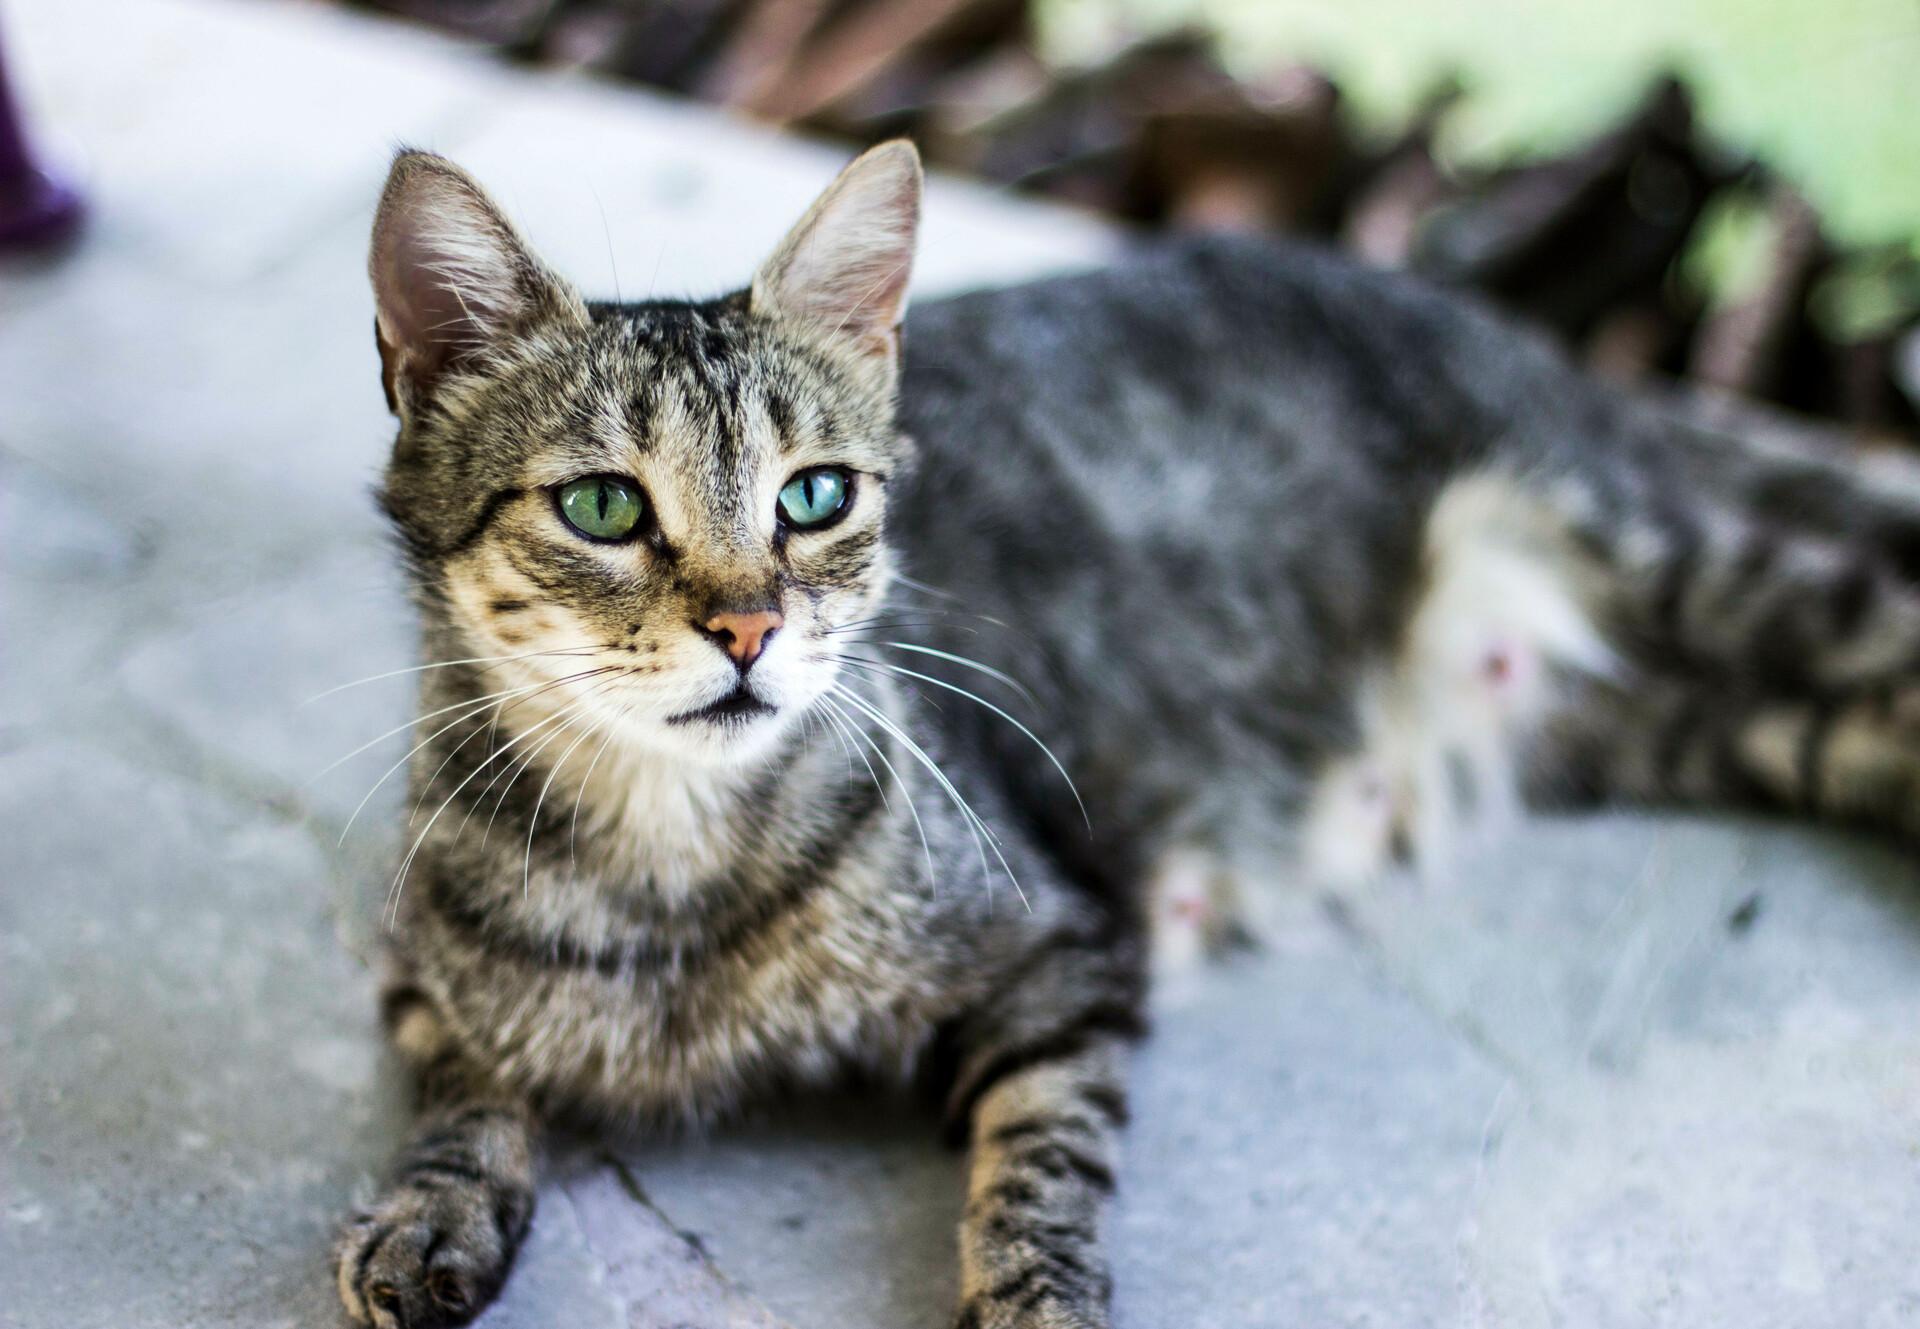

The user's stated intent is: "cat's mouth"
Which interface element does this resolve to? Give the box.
[667,683,777,727]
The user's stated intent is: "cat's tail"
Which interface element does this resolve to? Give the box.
[1524,394,1920,840]
[1561,398,1920,694]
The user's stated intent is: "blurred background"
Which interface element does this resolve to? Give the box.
[332,0,1920,441]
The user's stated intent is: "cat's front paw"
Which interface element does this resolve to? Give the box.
[334,1175,532,1328]
[955,1304,1109,1329]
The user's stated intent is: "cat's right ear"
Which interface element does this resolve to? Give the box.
[369,150,586,417]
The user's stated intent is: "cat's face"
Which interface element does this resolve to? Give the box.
[371,145,921,765]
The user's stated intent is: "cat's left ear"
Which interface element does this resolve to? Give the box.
[751,140,922,387]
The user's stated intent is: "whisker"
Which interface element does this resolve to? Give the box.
[832,683,1028,911]
[400,668,621,830]
[808,702,859,790]
[343,702,492,848]
[340,667,618,845]
[817,695,864,787]
[830,656,951,714]
[385,678,618,927]
[816,697,882,808]
[833,683,1004,898]
[569,701,634,877]
[523,703,613,898]
[405,706,498,832]
[833,657,1088,832]
[309,671,594,787]
[862,641,1036,706]
[829,625,979,644]
[892,573,962,602]
[443,693,603,866]
[826,613,977,636]
[300,645,604,706]
[872,576,1028,639]
[821,693,934,889]
[474,680,623,851]
[393,691,600,914]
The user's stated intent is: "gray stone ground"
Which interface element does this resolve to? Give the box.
[3,2,1918,1326]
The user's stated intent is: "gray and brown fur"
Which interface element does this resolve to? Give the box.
[337,142,1920,1329]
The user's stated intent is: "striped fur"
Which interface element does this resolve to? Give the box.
[336,144,1920,1329]
[337,989,534,1329]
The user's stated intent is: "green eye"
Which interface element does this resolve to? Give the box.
[778,468,851,529]
[557,476,645,541]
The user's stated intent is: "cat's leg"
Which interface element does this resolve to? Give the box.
[1521,439,1920,833]
[1542,674,1920,841]
[1331,458,1920,864]
[941,940,1146,1329]
[335,981,537,1329]
[1146,842,1255,973]
[1566,453,1920,694]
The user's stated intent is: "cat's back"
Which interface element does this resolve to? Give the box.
[899,233,1578,473]
[892,234,1594,594]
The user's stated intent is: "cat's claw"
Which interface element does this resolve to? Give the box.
[334,1178,531,1329]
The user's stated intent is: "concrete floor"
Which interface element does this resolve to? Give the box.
[3,2,1918,1326]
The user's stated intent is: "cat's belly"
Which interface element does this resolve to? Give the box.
[1297,473,1614,883]
[1142,471,1616,967]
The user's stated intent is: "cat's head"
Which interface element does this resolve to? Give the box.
[370,143,921,766]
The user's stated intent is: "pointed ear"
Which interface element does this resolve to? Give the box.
[751,140,922,381]
[369,150,586,414]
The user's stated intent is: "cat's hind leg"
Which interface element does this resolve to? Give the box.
[1541,674,1920,842]
[1164,438,1920,939]
[1306,443,1920,882]
[1523,424,1920,833]
[1565,428,1920,695]
[335,981,537,1329]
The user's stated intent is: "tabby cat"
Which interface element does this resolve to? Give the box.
[336,141,1920,1329]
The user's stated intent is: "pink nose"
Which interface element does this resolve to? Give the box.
[701,609,783,669]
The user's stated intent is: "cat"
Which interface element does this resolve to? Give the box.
[337,139,1920,1329]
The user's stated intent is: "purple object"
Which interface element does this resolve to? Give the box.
[0,18,83,251]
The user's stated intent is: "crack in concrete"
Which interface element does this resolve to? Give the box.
[556,1153,798,1329]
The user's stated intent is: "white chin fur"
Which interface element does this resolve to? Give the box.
[625,705,797,767]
